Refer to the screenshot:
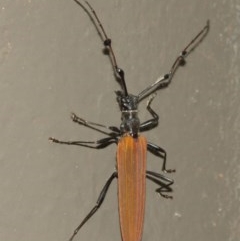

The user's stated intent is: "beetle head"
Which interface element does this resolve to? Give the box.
[115,91,139,111]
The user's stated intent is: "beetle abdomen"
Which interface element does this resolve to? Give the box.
[117,136,147,241]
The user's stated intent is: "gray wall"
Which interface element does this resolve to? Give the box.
[0,0,239,241]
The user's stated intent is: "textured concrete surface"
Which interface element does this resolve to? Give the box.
[0,0,239,241]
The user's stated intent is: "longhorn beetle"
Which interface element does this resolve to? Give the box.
[49,1,209,241]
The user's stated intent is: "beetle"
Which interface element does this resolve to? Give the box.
[49,1,209,241]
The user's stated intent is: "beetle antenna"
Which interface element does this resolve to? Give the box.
[73,0,129,96]
[137,20,210,101]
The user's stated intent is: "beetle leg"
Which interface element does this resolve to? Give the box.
[147,142,175,173]
[146,170,174,199]
[71,112,121,136]
[68,171,117,241]
[139,93,159,132]
[49,136,117,149]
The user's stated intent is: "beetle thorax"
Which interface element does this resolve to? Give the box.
[120,110,140,137]
[116,93,140,137]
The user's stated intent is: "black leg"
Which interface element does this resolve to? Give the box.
[146,170,174,199]
[147,142,175,173]
[68,172,117,241]
[140,94,159,132]
[49,136,117,149]
[71,113,120,137]
[49,113,120,149]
